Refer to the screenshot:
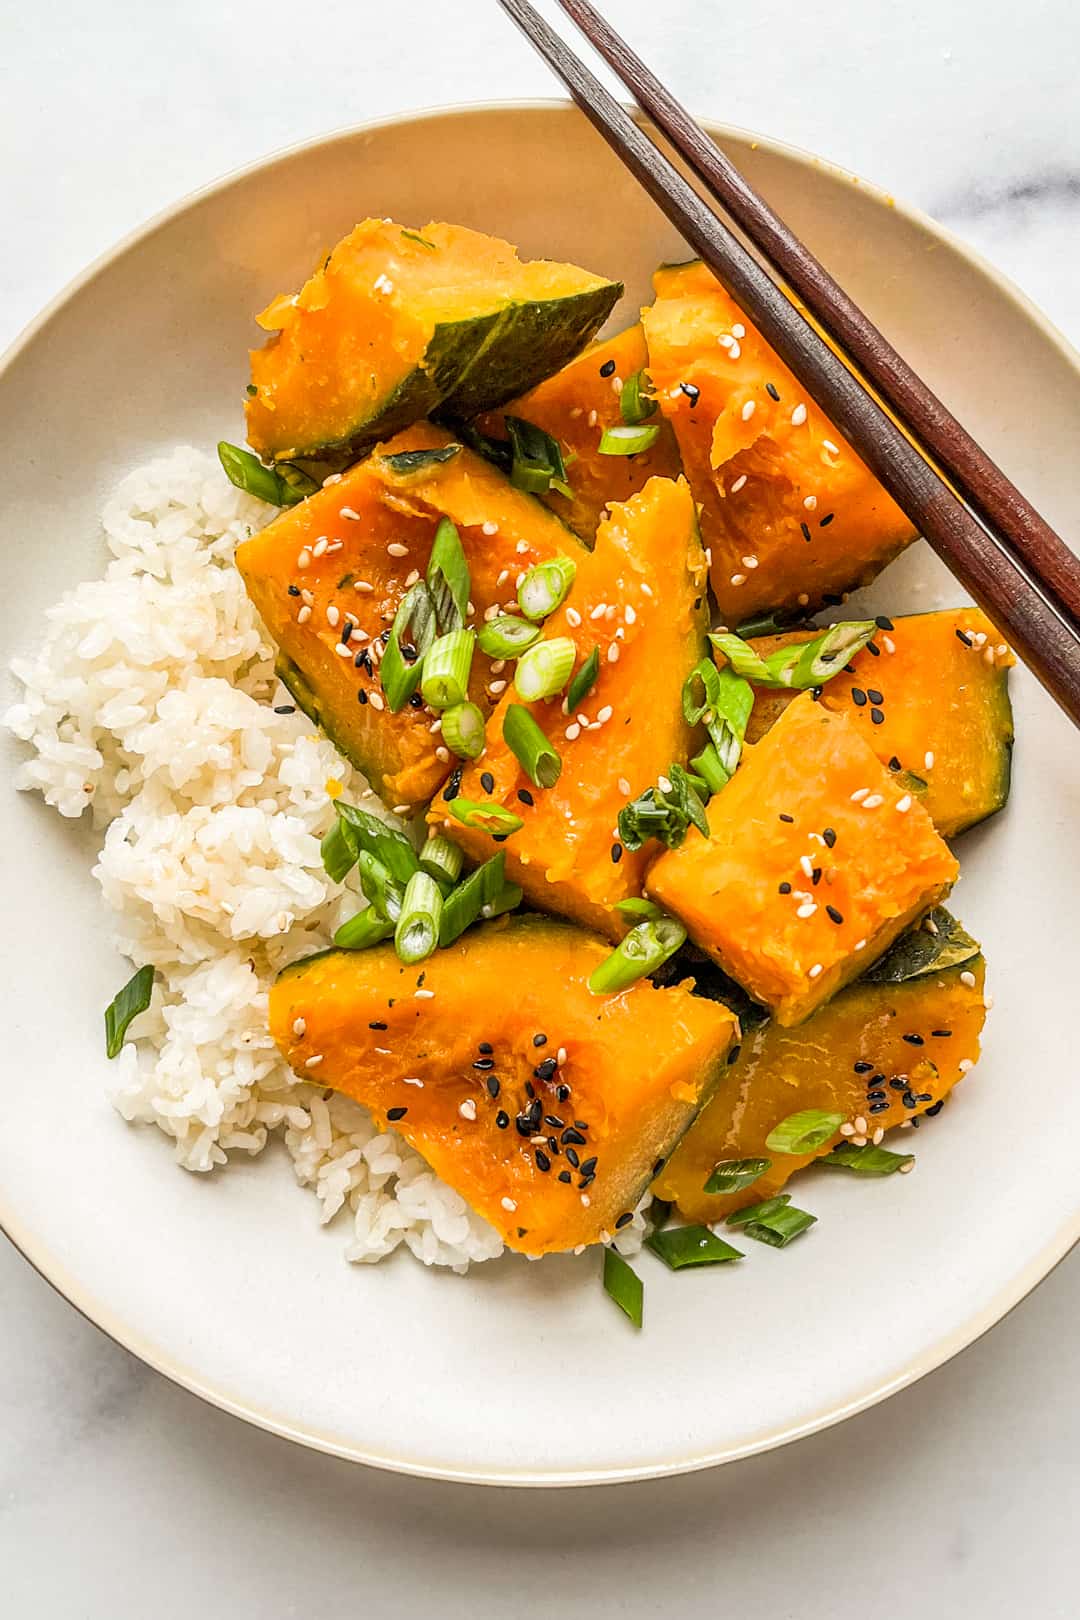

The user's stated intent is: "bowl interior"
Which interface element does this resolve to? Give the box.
[2,104,1079,1485]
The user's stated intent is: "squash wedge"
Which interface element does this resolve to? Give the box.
[271,915,738,1254]
[246,219,621,462]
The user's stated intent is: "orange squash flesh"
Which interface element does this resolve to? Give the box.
[426,476,709,939]
[475,324,683,543]
[743,609,1016,838]
[236,424,581,810]
[645,695,959,1024]
[656,942,987,1222]
[270,916,738,1254]
[246,219,621,461]
[641,261,916,621]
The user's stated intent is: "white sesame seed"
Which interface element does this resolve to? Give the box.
[984,992,995,1010]
[404,569,420,588]
[403,1077,424,1088]
[565,723,581,741]
[323,472,343,486]
[883,635,896,654]
[297,550,311,570]
[387,542,409,558]
[557,1047,567,1066]
[742,555,759,569]
[854,1115,868,1134]
[580,1194,591,1207]
[566,607,582,627]
[304,1054,323,1068]
[851,1135,868,1147]
[740,400,756,421]
[850,787,869,802]
[862,794,884,809]
[488,679,508,696]
[415,988,435,1000]
[354,580,374,592]
[313,537,329,558]
[482,521,499,536]
[624,604,637,625]
[335,643,351,658]
[491,660,506,674]
[796,902,817,919]
[326,605,340,628]
[483,604,499,621]
[854,938,868,951]
[368,691,385,712]
[588,409,598,427]
[515,573,526,590]
[800,855,814,879]
[958,1058,974,1072]
[899,1159,915,1174]
[605,604,618,622]
[459,1098,477,1121]
[924,751,935,770]
[339,506,361,521]
[641,583,653,597]
[297,604,312,624]
[823,439,840,455]
[392,803,410,816]
[840,1122,855,1137]
[292,1018,306,1037]
[597,705,613,724]
[607,643,620,663]
[435,746,450,763]
[612,376,624,395]
[803,495,818,511]
[657,775,673,794]
[501,1197,517,1212]
[617,777,631,796]
[590,602,607,620]
[791,403,808,426]
[808,963,823,979]
[960,970,976,989]
[730,572,747,587]
[997,643,1008,657]
[872,1127,885,1146]
[374,1048,391,1057]
[730,474,747,493]
[326,539,343,554]
[515,540,529,555]
[732,323,746,338]
[429,720,441,734]
[896,794,912,813]
[300,589,314,605]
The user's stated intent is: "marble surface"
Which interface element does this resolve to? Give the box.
[2,1,1078,1612]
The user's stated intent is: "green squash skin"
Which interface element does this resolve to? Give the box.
[965,665,1014,835]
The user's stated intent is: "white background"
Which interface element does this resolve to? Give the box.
[2,1,1078,1612]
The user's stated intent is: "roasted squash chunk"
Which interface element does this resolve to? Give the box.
[646,695,958,1024]
[475,324,682,542]
[744,608,1015,837]
[656,911,987,1221]
[236,424,581,810]
[642,261,916,621]
[246,219,621,462]
[271,916,738,1254]
[427,477,709,939]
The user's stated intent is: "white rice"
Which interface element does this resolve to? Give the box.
[4,447,647,1270]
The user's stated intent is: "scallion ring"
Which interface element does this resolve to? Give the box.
[703,1157,772,1195]
[420,628,476,710]
[565,646,600,713]
[440,700,486,760]
[765,1110,845,1155]
[518,556,577,621]
[476,616,542,660]
[446,798,524,838]
[598,423,661,456]
[333,908,395,950]
[503,704,561,789]
[394,871,444,965]
[619,369,658,426]
[514,636,576,703]
[588,917,687,995]
[419,835,464,889]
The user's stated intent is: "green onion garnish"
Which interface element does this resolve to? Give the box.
[617,764,708,852]
[380,581,437,712]
[710,620,877,689]
[619,368,658,426]
[333,908,395,950]
[588,916,687,995]
[446,798,524,837]
[518,556,577,621]
[395,872,443,965]
[514,636,576,702]
[419,834,464,889]
[742,1205,817,1248]
[356,850,404,924]
[438,852,507,946]
[382,444,462,477]
[421,628,476,710]
[505,416,572,498]
[598,423,661,456]
[218,442,319,507]
[565,646,600,713]
[485,882,524,921]
[321,814,359,883]
[602,1247,643,1328]
[614,897,664,921]
[646,1225,743,1269]
[703,1157,772,1195]
[682,659,754,780]
[690,743,729,797]
[822,1143,915,1176]
[765,1110,844,1155]
[400,229,436,250]
[333,802,420,887]
[104,963,154,1058]
[726,1195,791,1228]
[503,704,561,789]
[476,615,542,659]
[426,517,470,634]
[440,700,486,760]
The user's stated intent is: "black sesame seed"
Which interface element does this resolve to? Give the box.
[599,358,616,377]
[478,1041,493,1054]
[866,1089,887,1102]
[866,641,881,656]
[496,1111,509,1129]
[517,788,534,806]
[955,629,973,647]
[901,1092,917,1110]
[561,1128,586,1147]
[535,1148,552,1172]
[408,693,424,708]
[871,1073,886,1085]
[779,813,795,824]
[579,1174,596,1189]
[534,1057,558,1081]
[579,1157,598,1177]
[930,1029,953,1039]
[888,755,902,772]
[869,1101,890,1114]
[515,1114,533,1138]
[819,512,835,527]
[527,1097,543,1126]
[615,1212,634,1230]
[875,616,894,631]
[610,842,623,863]
[369,1021,388,1031]
[566,1148,581,1169]
[340,622,353,645]
[472,1058,495,1071]
[357,691,368,705]
[273,704,297,715]
[556,1084,571,1102]
[765,382,781,401]
[727,1044,742,1065]
[800,521,812,542]
[558,1170,572,1183]
[486,1076,500,1099]
[442,766,464,801]
[679,382,700,405]
[853,1061,874,1074]
[889,1078,907,1092]
[778,881,792,895]
[902,1033,925,1046]
[870,708,885,725]
[826,905,844,925]
[917,1092,933,1103]
[851,688,868,707]
[287,585,301,597]
[544,1115,564,1129]
[812,867,822,885]
[387,1107,407,1121]
[491,832,509,844]
[480,771,495,795]
[925,1099,945,1117]
[525,1081,535,1099]
[547,1136,560,1155]
[574,1121,588,1130]
[822,827,837,849]
[532,1033,548,1048]
[866,689,884,706]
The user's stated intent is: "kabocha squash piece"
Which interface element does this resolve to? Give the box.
[642,261,916,621]
[656,911,987,1221]
[743,608,1015,837]
[427,477,710,939]
[236,424,582,810]
[474,324,682,543]
[646,695,958,1024]
[270,916,738,1254]
[245,219,621,462]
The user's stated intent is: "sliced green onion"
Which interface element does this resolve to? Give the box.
[614,897,664,921]
[726,1194,791,1229]
[394,871,443,965]
[382,444,461,477]
[438,852,506,946]
[565,646,600,713]
[822,1143,915,1176]
[421,628,476,710]
[321,814,359,883]
[446,798,524,837]
[218,441,319,507]
[356,850,404,924]
[765,1110,844,1155]
[333,907,395,950]
[617,764,708,853]
[620,368,658,426]
[733,610,800,639]
[426,517,470,633]
[514,636,576,702]
[602,1247,643,1328]
[440,701,486,760]
[703,1157,772,1195]
[598,423,661,456]
[419,834,464,889]
[710,620,877,690]
[400,228,436,250]
[483,882,523,921]
[333,803,420,887]
[477,615,542,659]
[588,917,687,995]
[646,1225,742,1269]
[505,415,572,498]
[742,1205,817,1248]
[503,704,561,788]
[104,964,154,1058]
[683,659,755,780]
[517,556,577,621]
[380,581,437,712]
[691,743,730,797]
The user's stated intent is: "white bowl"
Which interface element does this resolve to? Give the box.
[2,103,1078,1486]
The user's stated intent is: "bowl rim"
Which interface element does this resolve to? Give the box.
[3,98,1079,1488]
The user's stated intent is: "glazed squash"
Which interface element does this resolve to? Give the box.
[427,476,710,939]
[646,694,958,1024]
[641,261,916,622]
[270,915,738,1254]
[474,324,682,542]
[743,608,1015,837]
[245,219,621,462]
[656,911,987,1221]
[236,423,582,810]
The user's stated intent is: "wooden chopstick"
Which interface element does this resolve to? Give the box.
[496,0,1080,729]
[556,0,1080,632]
